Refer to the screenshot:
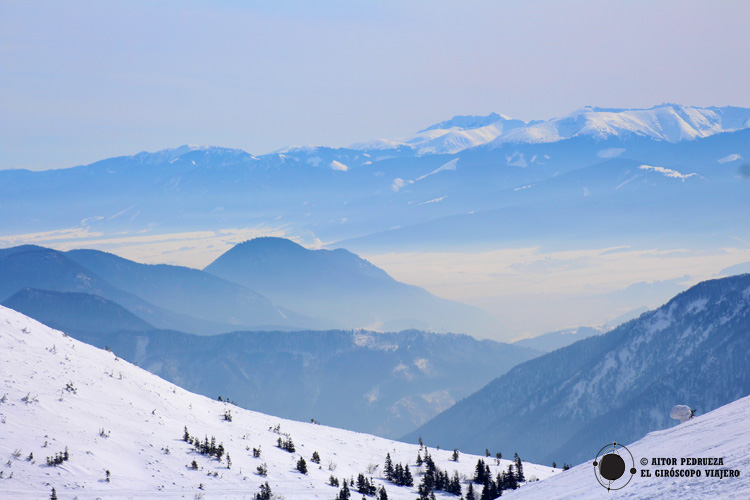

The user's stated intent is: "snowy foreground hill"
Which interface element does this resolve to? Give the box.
[501,394,750,500]
[0,305,553,499]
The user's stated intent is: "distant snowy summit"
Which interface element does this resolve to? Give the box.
[92,104,750,166]
[351,104,750,155]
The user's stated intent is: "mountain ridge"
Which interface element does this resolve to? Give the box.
[403,273,750,464]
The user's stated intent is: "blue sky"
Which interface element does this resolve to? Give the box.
[2,0,749,170]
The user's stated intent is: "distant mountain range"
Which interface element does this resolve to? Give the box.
[3,288,154,334]
[204,237,498,333]
[403,273,750,465]
[0,240,500,335]
[512,326,606,353]
[351,104,750,154]
[0,245,308,334]
[69,327,540,439]
[2,104,747,259]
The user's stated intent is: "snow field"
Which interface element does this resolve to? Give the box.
[0,305,554,499]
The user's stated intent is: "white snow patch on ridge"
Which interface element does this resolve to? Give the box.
[597,148,626,158]
[393,159,458,191]
[639,164,698,181]
[416,158,458,181]
[717,153,742,164]
[330,160,348,171]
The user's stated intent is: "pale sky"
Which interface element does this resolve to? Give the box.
[2,0,749,170]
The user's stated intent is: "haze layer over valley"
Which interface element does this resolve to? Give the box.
[3,105,750,339]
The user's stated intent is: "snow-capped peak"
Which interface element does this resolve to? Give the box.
[350,113,529,155]
[418,112,520,133]
[487,104,750,147]
[348,105,750,156]
[131,145,255,165]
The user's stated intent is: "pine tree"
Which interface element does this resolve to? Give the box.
[452,449,459,461]
[255,481,272,500]
[384,453,393,480]
[474,459,486,484]
[337,481,351,500]
[50,487,57,500]
[312,451,321,464]
[404,464,414,486]
[183,426,190,442]
[378,485,388,500]
[449,471,462,495]
[513,453,524,483]
[416,451,423,466]
[297,457,308,474]
[466,483,476,500]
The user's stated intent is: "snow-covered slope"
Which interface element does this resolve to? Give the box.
[0,305,553,499]
[349,105,750,155]
[503,394,750,500]
[488,104,750,146]
[405,274,750,464]
[349,113,529,154]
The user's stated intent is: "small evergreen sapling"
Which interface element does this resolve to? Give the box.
[255,482,272,500]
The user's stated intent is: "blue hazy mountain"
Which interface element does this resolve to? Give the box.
[403,274,750,465]
[0,245,315,334]
[204,237,499,333]
[512,326,606,353]
[69,326,540,439]
[64,247,319,331]
[1,105,748,258]
[2,288,154,334]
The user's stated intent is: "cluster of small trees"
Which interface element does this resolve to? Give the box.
[276,436,295,453]
[334,478,389,500]
[46,448,69,466]
[217,395,239,406]
[469,454,525,499]
[416,451,462,498]
[222,410,232,422]
[383,453,413,487]
[254,481,272,500]
[356,473,377,495]
[183,427,225,461]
